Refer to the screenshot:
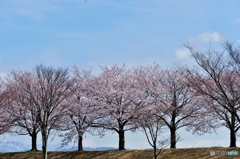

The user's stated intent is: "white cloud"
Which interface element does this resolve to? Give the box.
[175,47,191,59]
[175,31,223,62]
[197,31,222,43]
[174,47,195,67]
[185,31,222,44]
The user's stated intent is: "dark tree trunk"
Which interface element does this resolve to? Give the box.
[170,127,176,148]
[30,132,38,151]
[229,113,237,147]
[118,124,125,150]
[78,135,83,151]
[153,145,157,159]
[230,128,236,147]
[170,98,177,149]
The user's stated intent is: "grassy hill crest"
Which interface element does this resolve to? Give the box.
[0,147,240,159]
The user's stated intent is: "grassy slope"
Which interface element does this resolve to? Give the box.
[0,147,240,159]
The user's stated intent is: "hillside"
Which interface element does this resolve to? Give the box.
[0,147,240,159]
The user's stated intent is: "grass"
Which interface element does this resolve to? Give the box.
[0,147,240,159]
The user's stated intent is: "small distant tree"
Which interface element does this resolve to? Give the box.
[141,114,169,159]
[139,103,169,159]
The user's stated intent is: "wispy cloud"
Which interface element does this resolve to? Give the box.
[174,31,223,63]
[196,31,222,43]
[184,31,223,44]
[0,0,59,20]
[175,47,191,59]
[180,31,222,47]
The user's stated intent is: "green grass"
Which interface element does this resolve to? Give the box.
[0,147,240,159]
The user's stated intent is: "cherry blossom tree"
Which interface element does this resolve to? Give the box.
[3,71,40,151]
[134,64,213,148]
[0,79,14,134]
[8,65,75,159]
[59,67,102,151]
[134,82,169,159]
[185,42,240,147]
[159,69,212,148]
[91,65,145,150]
[133,64,169,158]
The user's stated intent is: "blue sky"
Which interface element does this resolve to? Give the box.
[1,0,240,149]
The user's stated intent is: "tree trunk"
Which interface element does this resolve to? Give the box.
[170,127,176,148]
[153,144,157,159]
[229,127,236,147]
[30,132,38,151]
[42,131,48,159]
[118,125,125,150]
[170,100,177,149]
[78,134,83,151]
[229,113,237,147]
